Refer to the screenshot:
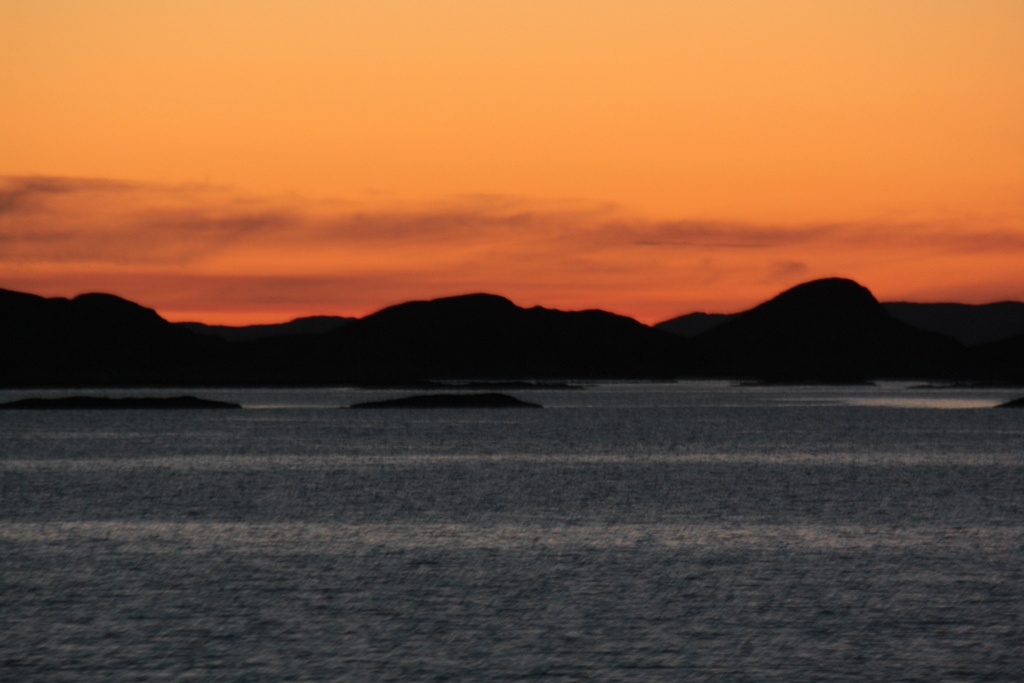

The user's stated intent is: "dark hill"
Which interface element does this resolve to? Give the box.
[235,293,695,382]
[658,300,1024,347]
[883,302,1024,346]
[655,312,737,337]
[691,278,965,381]
[0,288,226,386]
[963,334,1024,385]
[177,315,352,342]
[0,288,693,385]
[3,282,1000,386]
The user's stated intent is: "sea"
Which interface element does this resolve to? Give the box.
[1,381,1022,682]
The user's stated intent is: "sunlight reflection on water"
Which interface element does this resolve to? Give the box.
[846,397,1002,409]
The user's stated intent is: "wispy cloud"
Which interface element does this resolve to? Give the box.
[0,177,301,265]
[0,176,139,215]
[604,218,1024,253]
[4,175,1023,262]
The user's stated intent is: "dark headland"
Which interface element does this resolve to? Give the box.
[349,393,541,409]
[0,396,241,410]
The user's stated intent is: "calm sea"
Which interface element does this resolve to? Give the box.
[2,381,1022,681]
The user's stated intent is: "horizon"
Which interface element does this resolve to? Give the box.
[3,2,1023,325]
[6,277,1024,329]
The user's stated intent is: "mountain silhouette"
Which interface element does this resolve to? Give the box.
[882,302,1024,346]
[234,293,694,383]
[690,278,964,381]
[0,280,1003,386]
[658,299,1024,347]
[0,288,225,386]
[177,316,352,342]
[654,312,737,337]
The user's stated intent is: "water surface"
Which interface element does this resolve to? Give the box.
[2,382,1022,681]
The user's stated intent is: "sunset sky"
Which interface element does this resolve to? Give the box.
[2,1,1023,324]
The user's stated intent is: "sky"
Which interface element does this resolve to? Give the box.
[2,0,1023,324]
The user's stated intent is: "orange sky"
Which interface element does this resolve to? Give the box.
[2,1,1023,324]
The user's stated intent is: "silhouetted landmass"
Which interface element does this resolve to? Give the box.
[690,279,964,382]
[964,334,1024,385]
[177,316,352,342]
[995,397,1024,409]
[658,300,1024,347]
[654,312,737,337]
[238,293,694,384]
[349,393,541,409]
[0,395,241,409]
[0,288,693,386]
[883,302,1024,346]
[0,288,226,386]
[5,279,1024,386]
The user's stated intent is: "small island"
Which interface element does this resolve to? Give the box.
[348,393,542,409]
[995,397,1024,409]
[0,396,242,410]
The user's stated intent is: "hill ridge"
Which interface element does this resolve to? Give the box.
[5,280,1022,385]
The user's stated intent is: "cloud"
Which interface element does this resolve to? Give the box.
[768,261,809,278]
[4,174,1023,266]
[0,176,138,215]
[607,220,840,249]
[0,176,301,265]
[606,218,1024,254]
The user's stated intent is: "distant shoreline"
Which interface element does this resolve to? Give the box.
[0,396,241,410]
